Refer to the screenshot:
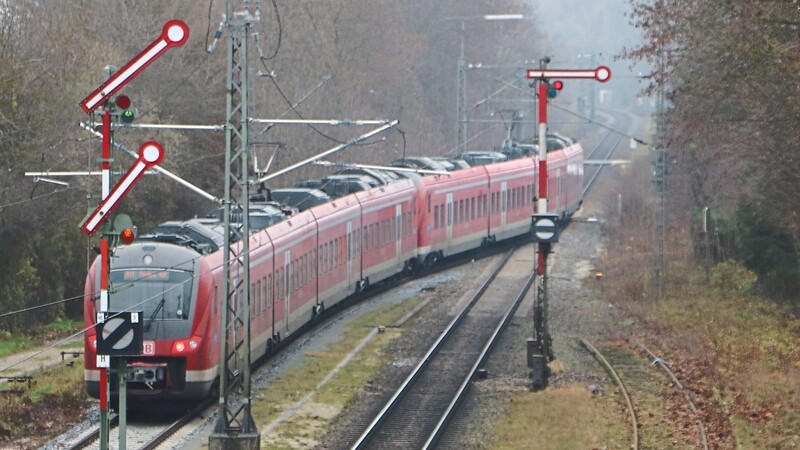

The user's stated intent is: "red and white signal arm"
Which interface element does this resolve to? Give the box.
[80,20,190,114]
[80,142,164,236]
[527,66,612,82]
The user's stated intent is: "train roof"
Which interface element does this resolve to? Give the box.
[138,218,225,255]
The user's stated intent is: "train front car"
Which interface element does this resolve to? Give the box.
[84,241,219,403]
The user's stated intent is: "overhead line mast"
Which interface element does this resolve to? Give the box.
[210,3,260,448]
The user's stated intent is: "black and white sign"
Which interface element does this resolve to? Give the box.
[532,213,560,243]
[96,311,143,356]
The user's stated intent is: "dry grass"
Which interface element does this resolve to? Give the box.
[253,297,423,447]
[488,385,629,450]
[0,359,86,448]
[599,151,800,448]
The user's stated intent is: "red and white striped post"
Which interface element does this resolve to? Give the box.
[528,65,611,274]
[78,20,188,450]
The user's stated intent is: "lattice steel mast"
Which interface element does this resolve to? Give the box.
[210,5,260,449]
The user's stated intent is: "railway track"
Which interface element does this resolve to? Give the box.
[581,338,639,450]
[581,339,710,450]
[53,239,520,450]
[350,245,535,449]
[60,399,211,450]
[583,109,633,195]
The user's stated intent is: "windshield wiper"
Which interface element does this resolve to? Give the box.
[145,298,165,331]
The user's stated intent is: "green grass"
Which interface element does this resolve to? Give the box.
[0,317,83,358]
[0,334,31,358]
[253,298,423,447]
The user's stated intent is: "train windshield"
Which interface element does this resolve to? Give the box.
[109,269,193,320]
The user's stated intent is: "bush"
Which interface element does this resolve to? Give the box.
[711,260,757,297]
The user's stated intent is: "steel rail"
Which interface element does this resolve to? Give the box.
[350,248,517,449]
[640,344,709,450]
[422,266,537,449]
[583,111,631,196]
[581,338,640,450]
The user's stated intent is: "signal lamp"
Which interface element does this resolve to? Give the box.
[120,228,136,245]
[115,95,131,110]
[120,109,135,124]
[547,80,564,99]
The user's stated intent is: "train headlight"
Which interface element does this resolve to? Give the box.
[172,336,201,353]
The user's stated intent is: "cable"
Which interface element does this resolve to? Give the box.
[139,53,213,116]
[0,293,85,319]
[205,0,214,50]
[548,102,649,145]
[255,54,388,148]
[263,0,282,60]
[0,186,76,211]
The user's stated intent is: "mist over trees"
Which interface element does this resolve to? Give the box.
[0,0,546,330]
[624,0,800,299]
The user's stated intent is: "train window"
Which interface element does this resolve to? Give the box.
[110,269,193,320]
[427,195,431,213]
[262,277,267,312]
[251,283,256,317]
[447,203,452,226]
[267,275,272,308]
[471,197,475,220]
[440,204,445,227]
[214,285,218,314]
[255,280,261,316]
[300,255,305,286]
[290,262,295,291]
[483,194,487,217]
[434,205,439,229]
[277,269,282,300]
[460,200,465,224]
[361,227,366,252]
[491,192,495,214]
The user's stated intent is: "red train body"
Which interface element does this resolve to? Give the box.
[84,142,583,402]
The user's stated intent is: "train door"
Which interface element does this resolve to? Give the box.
[283,250,290,332]
[395,204,402,268]
[347,221,353,293]
[446,193,454,249]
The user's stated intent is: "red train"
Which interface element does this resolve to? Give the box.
[83,139,584,402]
